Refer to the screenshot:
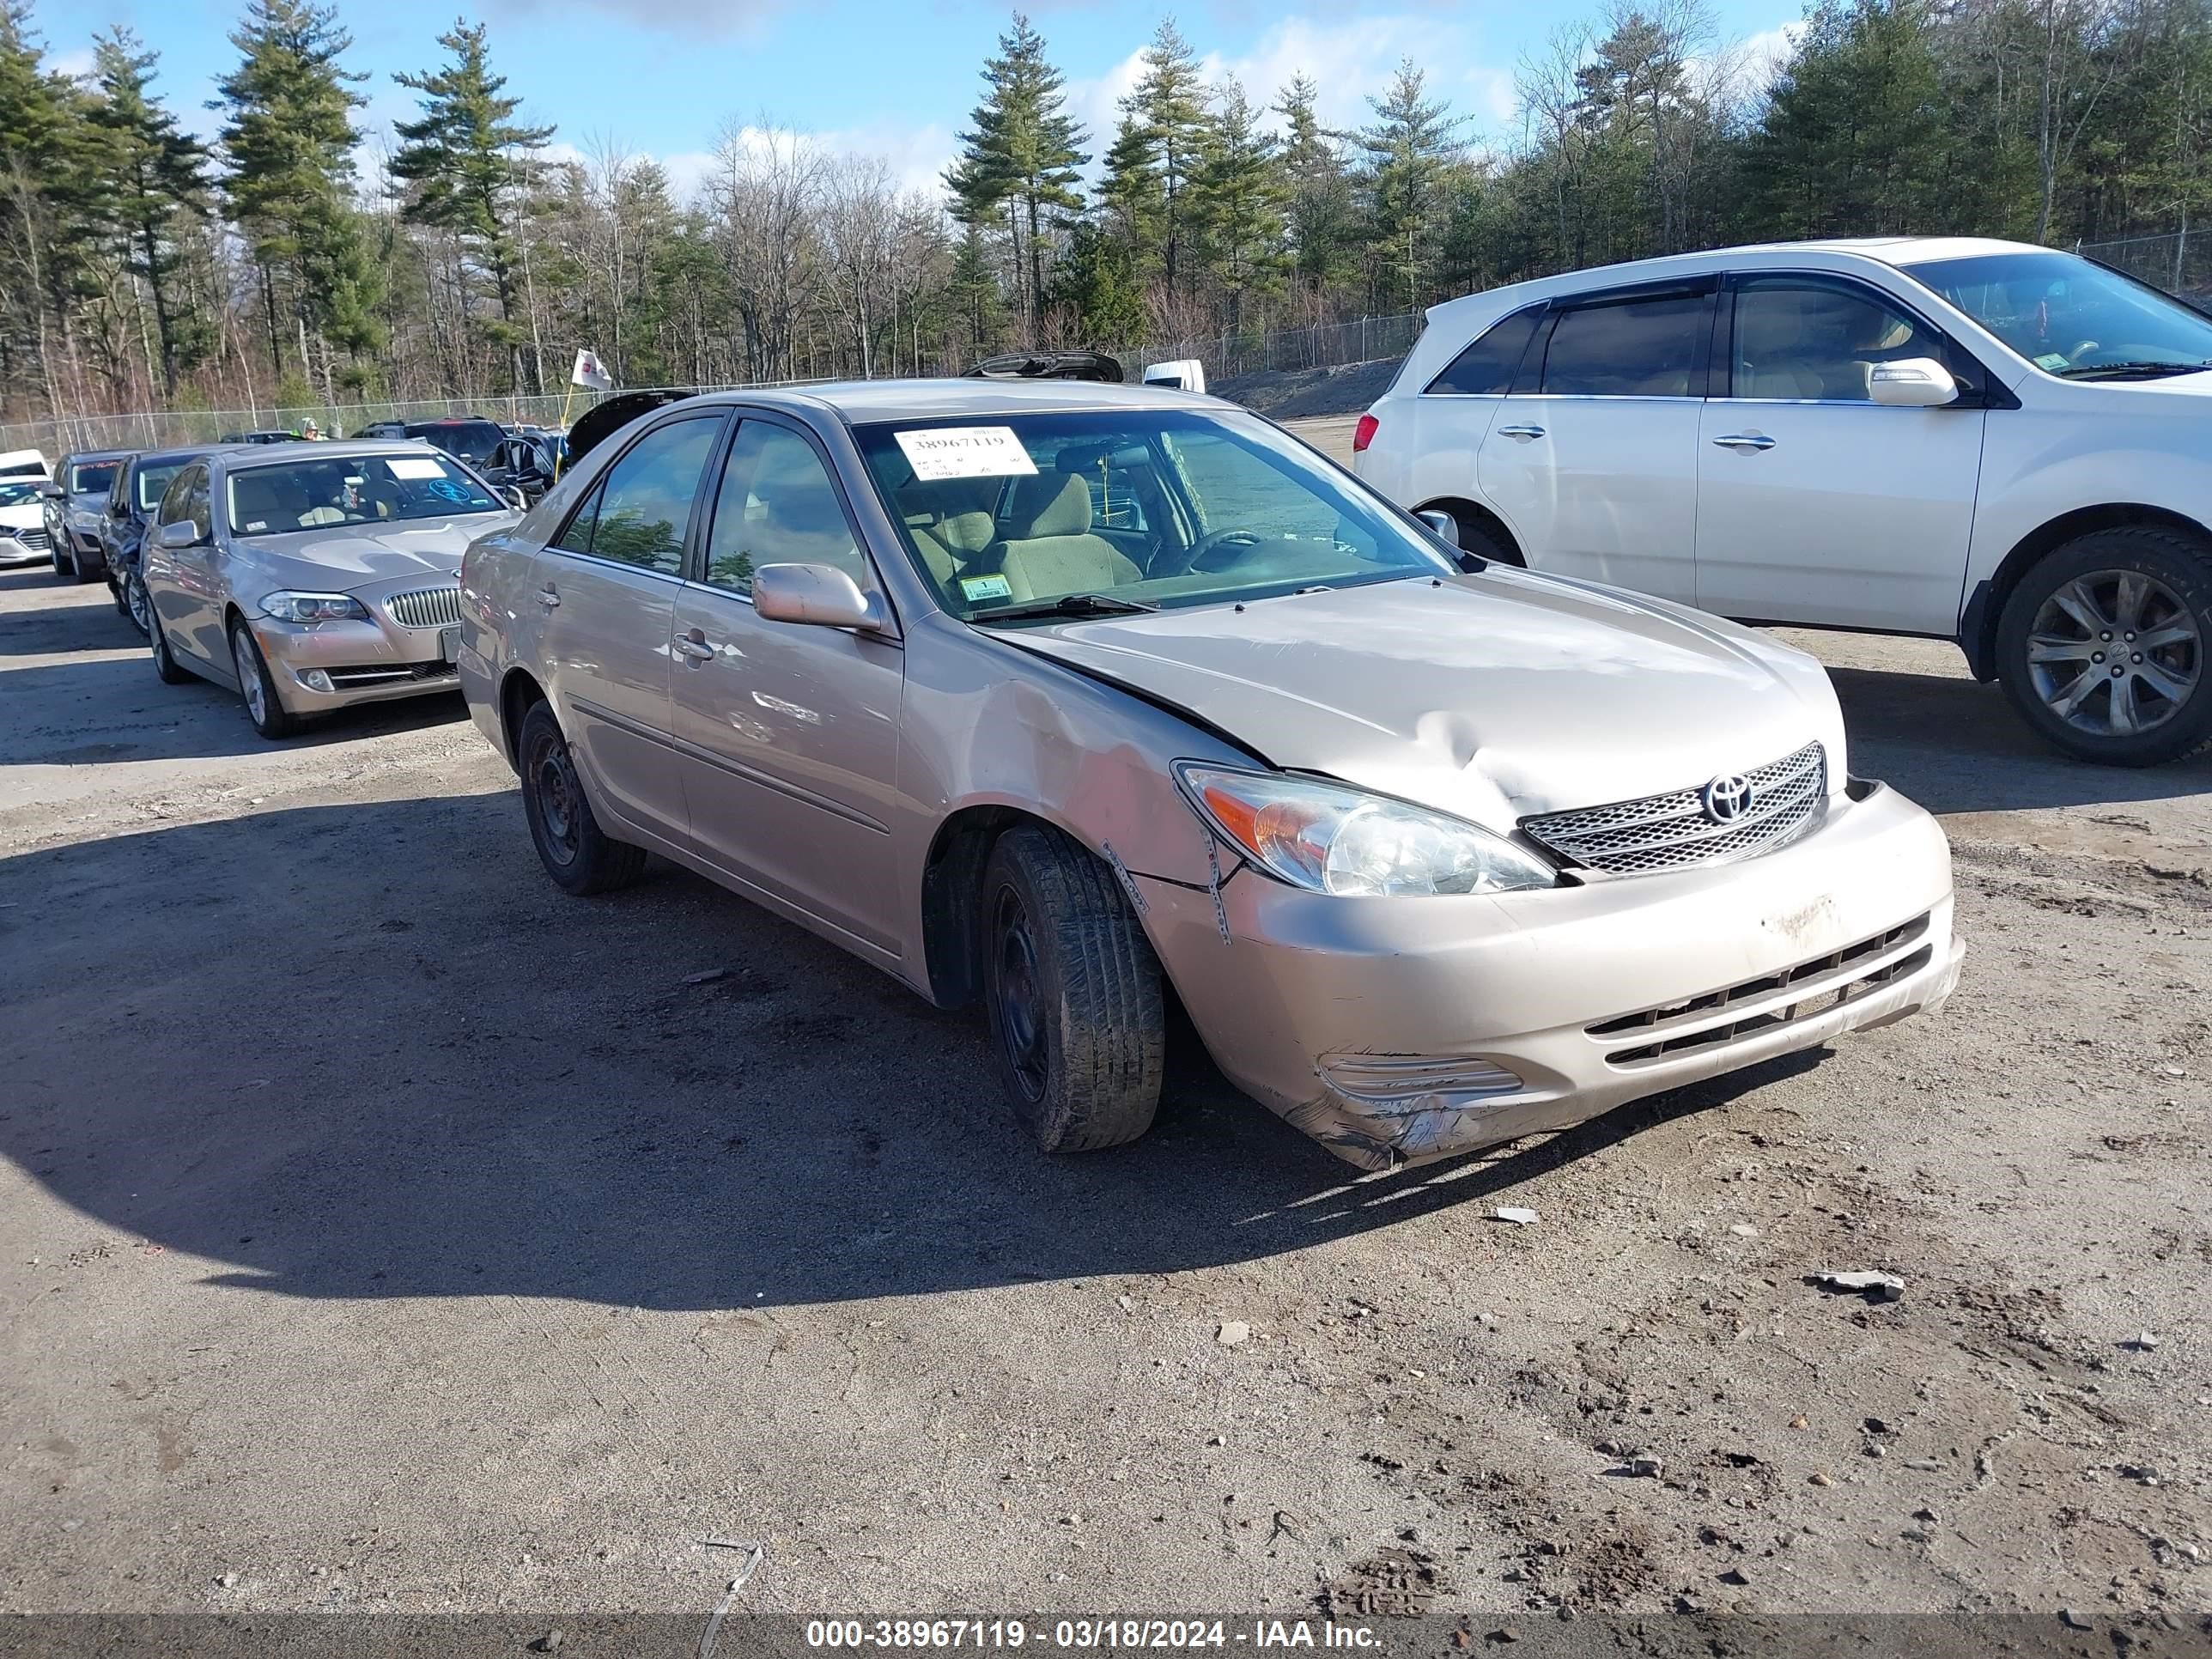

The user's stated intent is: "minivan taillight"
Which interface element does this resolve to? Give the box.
[1352,413,1379,453]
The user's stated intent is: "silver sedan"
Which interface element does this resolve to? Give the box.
[458,381,1961,1170]
[141,442,520,738]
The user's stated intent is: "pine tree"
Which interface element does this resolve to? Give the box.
[1273,74,1358,295]
[1357,59,1459,310]
[1190,81,1286,326]
[0,3,104,416]
[215,0,385,395]
[391,20,554,390]
[946,12,1086,342]
[1119,18,1210,293]
[1046,217,1144,343]
[87,28,211,393]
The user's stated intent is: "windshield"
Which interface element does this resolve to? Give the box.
[852,408,1454,620]
[135,462,188,513]
[410,421,505,465]
[0,481,38,507]
[224,452,501,538]
[1905,250,2212,379]
[70,461,120,495]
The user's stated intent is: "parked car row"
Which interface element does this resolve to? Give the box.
[1352,235,2212,766]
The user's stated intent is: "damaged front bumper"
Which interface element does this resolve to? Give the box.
[1138,781,1962,1170]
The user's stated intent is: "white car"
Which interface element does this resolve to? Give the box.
[1353,237,2212,766]
[0,479,52,565]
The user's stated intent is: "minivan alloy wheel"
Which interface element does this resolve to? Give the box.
[2026,568,2200,737]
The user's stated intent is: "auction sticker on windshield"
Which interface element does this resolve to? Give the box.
[386,456,447,479]
[895,426,1038,481]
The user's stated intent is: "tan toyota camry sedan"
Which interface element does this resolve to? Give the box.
[457,381,1962,1170]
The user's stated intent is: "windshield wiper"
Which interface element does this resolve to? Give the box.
[2057,360,2212,380]
[969,592,1160,623]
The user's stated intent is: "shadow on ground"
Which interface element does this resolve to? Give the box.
[1826,664,2212,815]
[0,793,1815,1311]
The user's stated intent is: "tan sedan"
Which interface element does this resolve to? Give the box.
[143,442,520,738]
[458,382,1961,1170]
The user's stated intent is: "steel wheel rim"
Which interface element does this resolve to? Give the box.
[531,736,582,866]
[991,884,1048,1103]
[232,632,268,726]
[2026,568,2200,738]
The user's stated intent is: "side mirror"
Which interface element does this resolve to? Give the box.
[1868,356,1960,408]
[36,481,63,500]
[156,520,202,550]
[1415,509,1456,540]
[495,486,529,511]
[751,562,890,633]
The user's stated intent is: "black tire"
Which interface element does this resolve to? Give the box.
[516,700,647,896]
[1996,526,2212,767]
[122,569,152,637]
[51,540,75,580]
[980,824,1164,1154]
[110,575,129,617]
[149,607,191,684]
[70,547,99,584]
[1427,504,1519,568]
[228,617,300,739]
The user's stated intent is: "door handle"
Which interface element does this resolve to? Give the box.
[1711,434,1776,452]
[535,586,560,608]
[675,630,716,663]
[1496,424,1547,441]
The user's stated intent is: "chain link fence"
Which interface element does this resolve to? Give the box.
[0,309,1428,463]
[15,228,2203,462]
[2075,228,2211,304]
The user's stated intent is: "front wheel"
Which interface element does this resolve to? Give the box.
[228,618,300,740]
[1996,526,2212,766]
[980,825,1164,1154]
[516,701,647,896]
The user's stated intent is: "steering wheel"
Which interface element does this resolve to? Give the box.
[1156,526,1263,578]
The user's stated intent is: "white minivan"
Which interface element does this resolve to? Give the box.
[1353,237,2212,766]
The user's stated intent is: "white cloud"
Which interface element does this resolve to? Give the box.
[1062,15,1517,166]
[481,0,783,39]
[52,48,94,80]
[1734,20,1807,94]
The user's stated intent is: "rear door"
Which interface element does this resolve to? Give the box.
[1692,272,1989,633]
[1475,279,1713,605]
[667,414,907,959]
[535,410,727,851]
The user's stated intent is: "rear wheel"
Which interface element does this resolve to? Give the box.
[980,825,1164,1154]
[1996,526,2212,766]
[1425,503,1518,567]
[123,569,152,637]
[149,605,191,684]
[517,700,647,896]
[228,617,300,740]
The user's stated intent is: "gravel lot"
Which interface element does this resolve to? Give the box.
[3,416,2209,1644]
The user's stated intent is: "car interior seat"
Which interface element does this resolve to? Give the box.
[1735,298,1825,399]
[896,475,999,590]
[228,471,312,532]
[988,471,1142,602]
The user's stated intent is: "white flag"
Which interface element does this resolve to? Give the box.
[570,348,613,391]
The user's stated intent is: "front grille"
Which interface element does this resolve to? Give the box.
[11,526,49,550]
[386,585,462,629]
[325,660,459,689]
[1521,742,1826,876]
[1594,915,1933,1067]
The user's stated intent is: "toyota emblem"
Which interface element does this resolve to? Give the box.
[1701,774,1753,823]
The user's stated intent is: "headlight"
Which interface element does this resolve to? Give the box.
[259,591,370,623]
[1175,764,1558,896]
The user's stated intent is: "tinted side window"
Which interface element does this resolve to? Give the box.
[155,468,196,526]
[185,472,213,541]
[579,416,720,574]
[552,486,600,555]
[702,422,869,596]
[1541,295,1709,397]
[1427,307,1542,395]
[1730,280,1948,402]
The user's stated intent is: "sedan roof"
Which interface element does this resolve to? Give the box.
[209,440,452,473]
[748,377,1218,424]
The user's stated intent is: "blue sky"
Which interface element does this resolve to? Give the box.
[42,0,1803,204]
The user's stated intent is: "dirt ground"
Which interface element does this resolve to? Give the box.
[3,421,2209,1644]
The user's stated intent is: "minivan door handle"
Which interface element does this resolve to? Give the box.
[535,585,560,608]
[1711,433,1776,452]
[1495,424,1547,441]
[675,629,716,663]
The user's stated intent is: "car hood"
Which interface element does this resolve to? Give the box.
[998,570,1848,829]
[237,515,515,592]
[0,503,40,530]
